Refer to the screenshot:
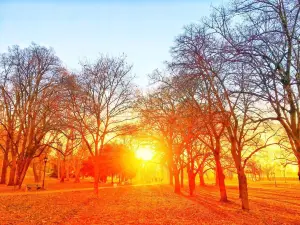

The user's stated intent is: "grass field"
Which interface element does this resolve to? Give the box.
[0,182,300,225]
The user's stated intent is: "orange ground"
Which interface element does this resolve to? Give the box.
[0,181,300,225]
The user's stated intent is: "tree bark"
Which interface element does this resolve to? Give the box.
[38,161,43,182]
[57,157,61,180]
[188,171,196,196]
[214,153,227,202]
[74,174,80,183]
[199,168,205,186]
[33,161,40,183]
[238,175,242,198]
[0,151,9,184]
[174,170,181,194]
[238,168,250,210]
[65,160,70,181]
[60,159,66,183]
[17,158,32,189]
[215,167,219,186]
[7,154,16,186]
[74,158,81,183]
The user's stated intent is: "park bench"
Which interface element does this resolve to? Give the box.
[26,184,42,191]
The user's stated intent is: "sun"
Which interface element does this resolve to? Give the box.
[136,146,154,161]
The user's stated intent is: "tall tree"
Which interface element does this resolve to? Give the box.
[208,0,300,180]
[0,44,62,188]
[70,55,135,195]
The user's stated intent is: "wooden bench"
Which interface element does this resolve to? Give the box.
[26,184,42,191]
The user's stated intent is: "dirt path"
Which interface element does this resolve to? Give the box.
[0,183,160,196]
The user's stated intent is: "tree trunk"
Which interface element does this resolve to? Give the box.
[17,158,32,189]
[199,168,205,186]
[214,153,227,202]
[94,162,100,196]
[174,170,181,194]
[238,168,250,210]
[168,164,173,185]
[188,171,196,196]
[215,167,219,186]
[0,151,9,184]
[33,161,40,183]
[74,158,81,183]
[65,160,70,181]
[57,157,61,180]
[38,161,43,182]
[238,175,242,198]
[7,154,16,186]
[180,166,184,188]
[60,159,66,183]
[74,174,80,183]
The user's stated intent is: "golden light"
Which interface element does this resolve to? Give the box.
[136,146,154,161]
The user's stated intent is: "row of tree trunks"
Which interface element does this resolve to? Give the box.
[57,156,76,183]
[3,154,79,186]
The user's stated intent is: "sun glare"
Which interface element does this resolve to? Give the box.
[136,147,154,161]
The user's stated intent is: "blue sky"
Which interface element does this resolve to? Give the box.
[0,0,224,88]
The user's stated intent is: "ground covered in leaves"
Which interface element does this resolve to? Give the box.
[0,184,300,225]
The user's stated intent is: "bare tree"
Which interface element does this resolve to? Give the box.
[0,44,63,188]
[208,0,300,180]
[70,55,135,195]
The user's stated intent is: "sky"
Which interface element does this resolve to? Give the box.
[0,0,224,88]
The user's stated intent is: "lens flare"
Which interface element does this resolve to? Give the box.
[136,147,154,161]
